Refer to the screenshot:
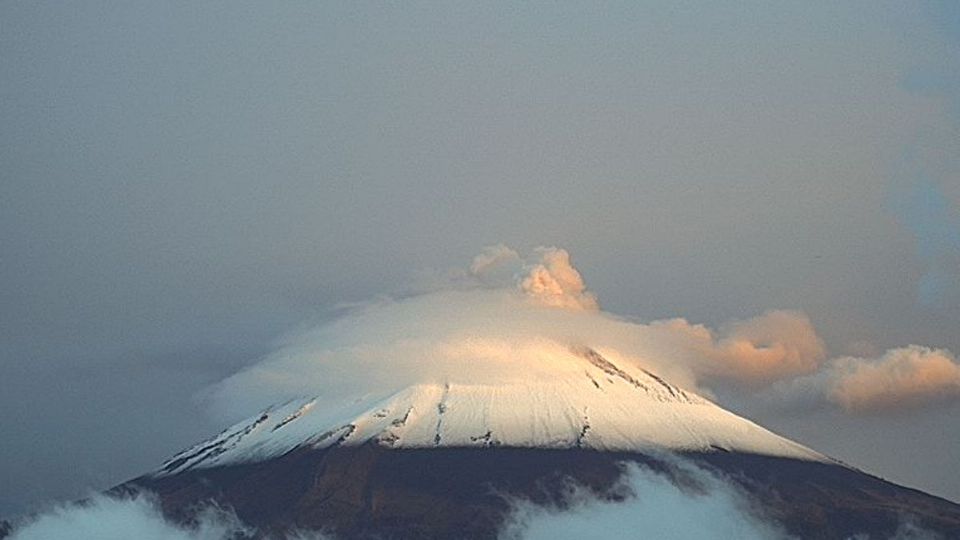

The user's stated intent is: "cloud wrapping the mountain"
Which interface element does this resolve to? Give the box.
[6,468,939,540]
[7,494,339,540]
[12,246,957,540]
[7,494,248,540]
[501,460,787,540]
[205,246,959,421]
[204,288,700,422]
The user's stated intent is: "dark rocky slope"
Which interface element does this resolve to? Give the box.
[121,444,960,539]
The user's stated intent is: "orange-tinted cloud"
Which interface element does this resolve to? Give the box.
[772,345,960,413]
[828,346,960,411]
[712,310,826,384]
[467,245,598,311]
[650,310,826,386]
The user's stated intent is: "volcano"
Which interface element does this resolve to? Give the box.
[106,347,960,539]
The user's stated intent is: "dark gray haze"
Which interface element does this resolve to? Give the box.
[2,1,959,515]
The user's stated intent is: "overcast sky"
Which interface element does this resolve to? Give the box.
[2,1,959,516]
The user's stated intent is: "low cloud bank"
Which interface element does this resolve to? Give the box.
[6,494,334,540]
[7,494,246,540]
[7,475,940,540]
[501,460,787,540]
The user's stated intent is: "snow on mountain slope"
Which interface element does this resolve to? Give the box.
[157,348,824,475]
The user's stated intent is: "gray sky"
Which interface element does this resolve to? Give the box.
[2,1,959,516]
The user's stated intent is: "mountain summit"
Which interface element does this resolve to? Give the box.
[116,348,960,539]
[157,347,821,478]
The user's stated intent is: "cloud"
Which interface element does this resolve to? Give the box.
[6,493,338,540]
[465,245,599,311]
[516,247,599,311]
[831,346,960,411]
[501,460,787,540]
[468,244,523,285]
[650,310,825,386]
[7,493,247,540]
[776,346,960,413]
[203,288,687,422]
[204,245,655,421]
[14,246,958,537]
[203,246,957,422]
[715,311,825,382]
[204,246,830,422]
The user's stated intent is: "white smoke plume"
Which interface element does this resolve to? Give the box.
[466,245,599,310]
[501,460,788,540]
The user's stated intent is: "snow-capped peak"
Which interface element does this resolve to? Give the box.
[157,348,824,475]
